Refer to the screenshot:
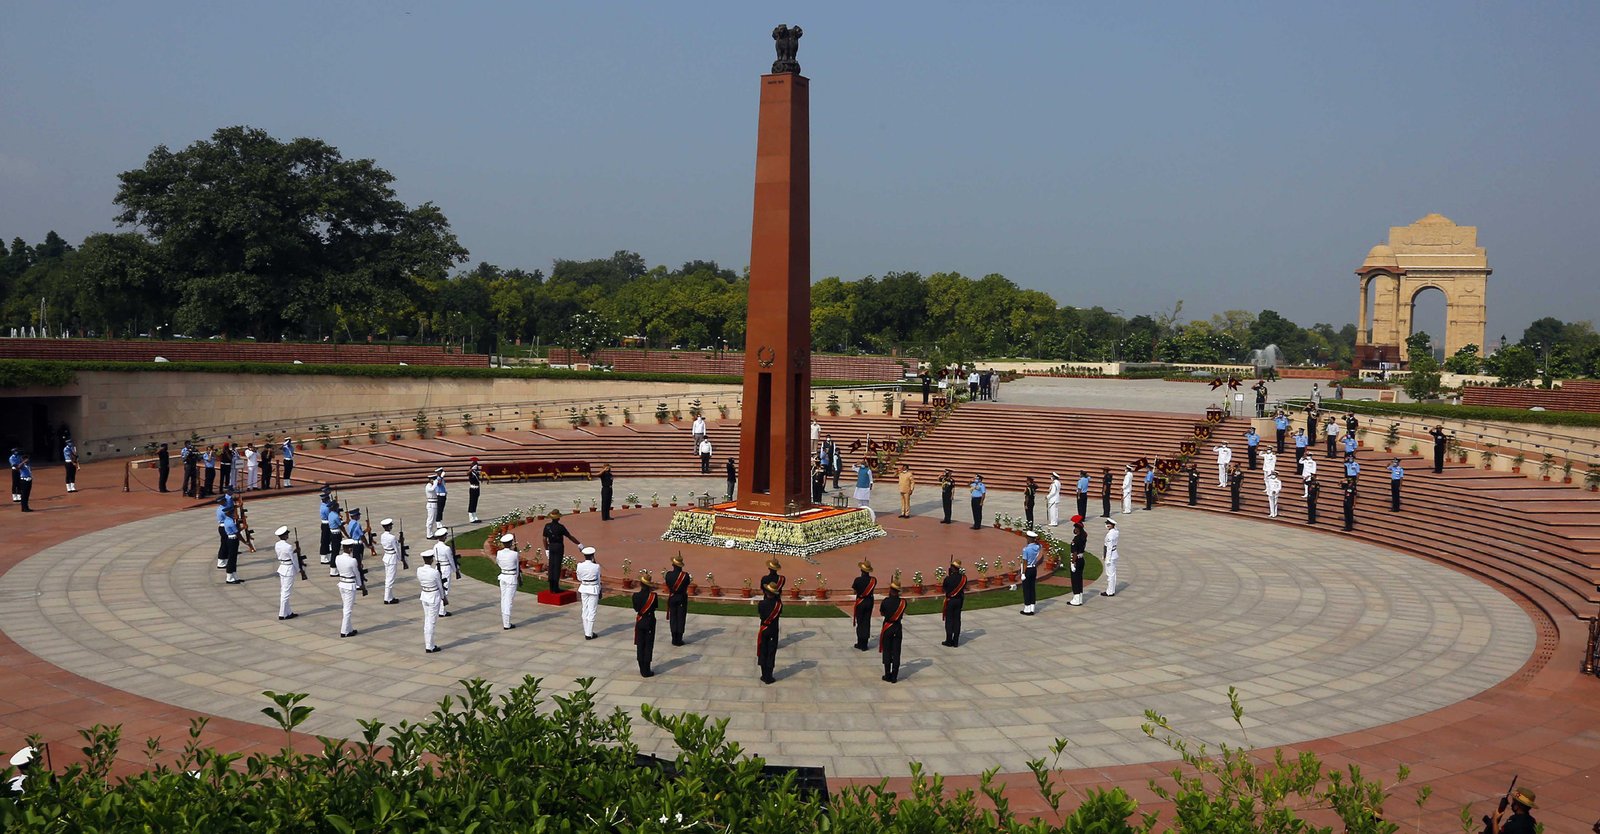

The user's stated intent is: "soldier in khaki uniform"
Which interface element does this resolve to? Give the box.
[896,465,915,518]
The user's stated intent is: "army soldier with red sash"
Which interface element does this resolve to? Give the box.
[757,582,782,685]
[664,554,690,646]
[941,559,967,647]
[879,582,906,682]
[632,579,659,678]
[851,560,876,651]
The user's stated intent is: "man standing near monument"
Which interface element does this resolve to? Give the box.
[691,412,707,453]
[851,560,876,651]
[1430,425,1449,473]
[1101,467,1113,518]
[542,509,581,593]
[854,460,875,521]
[1101,518,1120,597]
[698,436,714,474]
[496,533,520,630]
[416,549,443,653]
[598,462,614,521]
[969,474,986,529]
[664,554,690,646]
[1214,442,1233,487]
[467,458,484,523]
[1387,458,1404,511]
[1069,516,1087,606]
[1274,409,1290,454]
[1120,464,1134,515]
[1046,471,1062,526]
[1245,427,1260,470]
[897,464,916,519]
[1076,470,1091,520]
[939,469,955,524]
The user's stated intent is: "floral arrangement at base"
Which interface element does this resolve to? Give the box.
[660,508,886,558]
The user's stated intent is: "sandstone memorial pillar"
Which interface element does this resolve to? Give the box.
[737,25,811,515]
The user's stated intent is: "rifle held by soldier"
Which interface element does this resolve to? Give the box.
[292,527,308,581]
[397,517,411,570]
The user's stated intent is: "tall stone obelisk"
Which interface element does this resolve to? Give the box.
[737,25,810,515]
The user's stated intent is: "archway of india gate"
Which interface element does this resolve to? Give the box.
[1354,213,1489,370]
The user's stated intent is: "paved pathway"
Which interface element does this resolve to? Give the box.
[991,375,1337,413]
[0,479,1534,779]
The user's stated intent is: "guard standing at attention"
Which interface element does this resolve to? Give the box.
[431,528,457,616]
[1229,464,1245,511]
[9,447,22,504]
[431,468,448,528]
[1274,410,1290,454]
[1429,425,1449,473]
[1387,458,1404,512]
[280,437,295,487]
[416,550,443,653]
[541,509,581,592]
[1068,516,1087,606]
[345,508,367,566]
[851,560,876,650]
[633,579,659,677]
[1019,530,1041,615]
[335,538,361,638]
[727,458,739,501]
[1143,466,1156,511]
[1245,427,1260,470]
[1100,467,1113,518]
[577,546,601,639]
[1046,472,1062,526]
[215,496,234,568]
[811,460,825,504]
[379,518,402,604]
[14,456,32,512]
[317,487,334,564]
[756,582,782,685]
[1075,470,1090,520]
[941,559,967,647]
[220,505,242,584]
[878,582,906,683]
[467,459,484,523]
[496,533,520,630]
[898,465,916,519]
[273,526,299,620]
[939,469,955,523]
[1187,464,1200,505]
[1101,518,1120,597]
[598,463,614,520]
[663,554,690,646]
[146,440,159,493]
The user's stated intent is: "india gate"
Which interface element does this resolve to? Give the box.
[1354,213,1489,368]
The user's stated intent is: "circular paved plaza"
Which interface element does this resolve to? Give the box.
[0,479,1535,779]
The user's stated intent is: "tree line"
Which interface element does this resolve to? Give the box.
[3,125,1596,378]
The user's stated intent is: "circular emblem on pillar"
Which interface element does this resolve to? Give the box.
[756,345,776,368]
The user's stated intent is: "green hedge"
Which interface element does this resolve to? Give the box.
[0,359,896,389]
[1287,397,1600,429]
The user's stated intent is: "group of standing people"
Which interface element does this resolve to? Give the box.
[175,437,294,497]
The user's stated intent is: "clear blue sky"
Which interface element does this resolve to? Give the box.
[3,1,1597,344]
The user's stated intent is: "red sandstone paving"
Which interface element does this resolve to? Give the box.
[2,456,1599,827]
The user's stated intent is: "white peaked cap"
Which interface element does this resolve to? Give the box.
[10,746,36,767]
[274,526,290,537]
[500,534,515,544]
[580,546,597,556]
[433,527,450,538]
[381,518,394,526]
[341,538,358,547]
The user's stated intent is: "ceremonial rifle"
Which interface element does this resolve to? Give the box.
[292,527,308,581]
[233,496,256,552]
[396,518,410,570]
[449,530,462,581]
[1483,774,1517,834]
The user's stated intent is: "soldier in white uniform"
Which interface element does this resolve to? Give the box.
[575,546,601,639]
[1262,447,1278,478]
[379,518,402,604]
[1298,453,1318,498]
[496,533,521,630]
[1100,518,1120,597]
[431,527,456,617]
[1120,464,1135,515]
[1213,443,1233,487]
[423,474,440,537]
[1264,471,1282,518]
[242,444,258,492]
[273,526,299,620]
[1046,472,1062,526]
[416,550,444,653]
[335,538,362,637]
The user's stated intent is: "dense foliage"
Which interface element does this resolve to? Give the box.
[0,679,1423,833]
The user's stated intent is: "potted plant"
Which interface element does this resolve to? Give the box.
[621,559,634,590]
[688,576,700,595]
[531,411,543,429]
[788,578,804,600]
[625,492,640,508]
[562,555,577,579]
[414,410,430,438]
[316,424,332,449]
[689,400,703,419]
[1539,452,1555,481]
[1382,422,1400,452]
[461,413,475,435]
[1449,435,1466,464]
[650,492,660,508]
[669,494,678,507]
[911,570,924,595]
[882,391,895,415]
[637,569,652,591]
[590,498,598,512]
[1561,460,1573,484]
[570,498,582,514]
[741,578,753,598]
[1586,465,1600,492]
[717,403,729,418]
[534,503,548,520]
[706,572,719,596]
[655,402,670,423]
[622,406,633,424]
[975,557,991,588]
[814,572,828,600]
[1480,444,1497,470]
[593,404,607,426]
[1511,452,1525,474]
[1407,441,1420,457]
[826,393,841,416]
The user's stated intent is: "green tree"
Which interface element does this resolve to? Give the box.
[1405,331,1433,363]
[1403,355,1442,400]
[1443,344,1481,374]
[1490,344,1537,386]
[113,125,467,339]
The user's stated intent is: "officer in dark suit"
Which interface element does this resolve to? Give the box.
[1022,476,1037,527]
[663,554,689,646]
[1229,464,1244,511]
[726,458,738,501]
[811,460,826,504]
[851,560,876,651]
[180,441,198,497]
[938,469,954,524]
[941,559,967,647]
[541,510,582,592]
[632,579,659,677]
[756,582,782,684]
[1100,468,1112,518]
[879,582,906,682]
[1342,479,1358,531]
[920,371,931,404]
[1430,425,1449,473]
[155,442,169,493]
[1306,476,1320,525]
[1187,465,1199,505]
[598,463,613,520]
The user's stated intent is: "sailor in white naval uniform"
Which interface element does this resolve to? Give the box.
[575,546,602,639]
[1264,471,1282,518]
[379,518,402,604]
[1120,465,1134,515]
[431,528,456,617]
[335,538,361,638]
[496,533,521,630]
[1046,472,1062,526]
[273,526,299,620]
[416,551,444,653]
[1213,443,1232,487]
[1100,518,1120,597]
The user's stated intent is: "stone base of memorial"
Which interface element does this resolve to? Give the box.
[661,502,885,558]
